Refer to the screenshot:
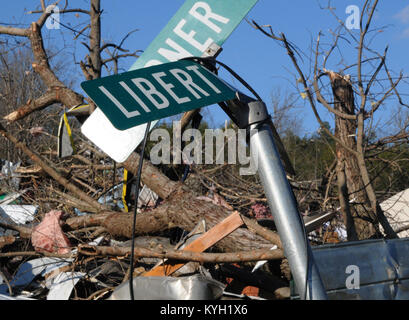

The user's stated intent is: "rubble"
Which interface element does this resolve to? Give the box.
[2,135,404,300]
[0,94,352,301]
[0,153,314,300]
[0,184,290,300]
[0,137,355,301]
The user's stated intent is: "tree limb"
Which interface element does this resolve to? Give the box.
[78,244,284,263]
[36,2,59,28]
[0,26,28,37]
[3,90,59,122]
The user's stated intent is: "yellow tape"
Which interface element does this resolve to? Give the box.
[63,112,76,153]
[122,169,129,212]
[70,104,89,111]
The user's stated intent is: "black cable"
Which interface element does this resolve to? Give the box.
[181,165,190,182]
[129,121,151,300]
[289,185,311,300]
[256,121,311,299]
[180,56,263,102]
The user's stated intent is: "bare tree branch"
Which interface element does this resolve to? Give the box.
[78,244,284,263]
[0,26,28,37]
[3,89,59,122]
[36,2,59,28]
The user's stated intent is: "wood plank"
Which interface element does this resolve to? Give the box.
[142,211,244,277]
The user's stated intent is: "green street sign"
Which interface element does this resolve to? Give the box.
[81,60,236,130]
[81,0,259,162]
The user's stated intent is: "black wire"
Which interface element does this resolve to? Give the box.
[289,185,311,300]
[301,210,311,300]
[255,121,311,299]
[129,121,151,300]
[180,56,263,102]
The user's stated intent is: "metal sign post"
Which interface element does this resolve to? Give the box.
[221,92,328,300]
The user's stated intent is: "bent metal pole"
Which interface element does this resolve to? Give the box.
[249,102,327,300]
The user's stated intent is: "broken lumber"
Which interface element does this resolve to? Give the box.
[142,211,244,276]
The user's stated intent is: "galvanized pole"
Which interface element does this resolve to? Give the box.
[250,120,327,299]
[222,96,327,299]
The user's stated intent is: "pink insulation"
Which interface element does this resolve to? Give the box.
[31,210,71,254]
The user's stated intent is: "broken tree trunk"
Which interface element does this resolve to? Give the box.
[92,188,279,252]
[328,70,396,240]
[118,151,282,251]
[3,198,281,258]
[331,71,376,239]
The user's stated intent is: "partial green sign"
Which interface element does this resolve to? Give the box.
[130,0,259,70]
[81,60,236,130]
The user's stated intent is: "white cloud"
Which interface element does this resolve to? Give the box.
[395,5,409,24]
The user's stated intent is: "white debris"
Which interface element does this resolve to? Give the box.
[251,245,278,273]
[380,188,409,237]
[47,272,86,300]
[0,205,38,225]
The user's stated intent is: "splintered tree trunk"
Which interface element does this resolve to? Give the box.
[99,187,276,252]
[329,71,378,240]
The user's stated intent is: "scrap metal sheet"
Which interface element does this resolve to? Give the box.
[109,274,225,300]
[292,237,409,299]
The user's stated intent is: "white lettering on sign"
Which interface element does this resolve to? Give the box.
[99,65,223,118]
[132,78,170,110]
[187,65,221,93]
[189,2,230,34]
[152,71,191,104]
[144,2,230,67]
[98,86,140,118]
[158,39,192,62]
[119,81,151,113]
[174,19,213,51]
[169,68,209,99]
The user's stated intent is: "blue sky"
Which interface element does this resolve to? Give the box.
[1,0,408,136]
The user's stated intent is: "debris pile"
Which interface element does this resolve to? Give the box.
[0,129,355,301]
[0,151,296,300]
[0,210,286,300]
[0,136,353,301]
